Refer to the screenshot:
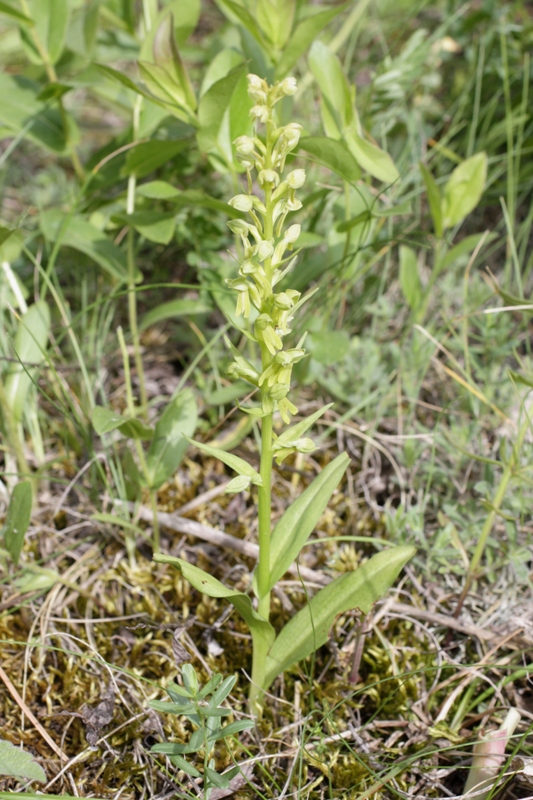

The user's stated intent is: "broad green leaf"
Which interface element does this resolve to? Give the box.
[20,0,69,65]
[399,245,421,311]
[92,406,154,440]
[344,128,400,184]
[151,13,197,111]
[0,225,16,247]
[201,48,244,97]
[275,3,350,76]
[140,298,211,331]
[123,139,189,178]
[138,61,194,122]
[0,73,66,153]
[40,210,129,282]
[256,0,295,50]
[112,211,176,245]
[440,232,497,271]
[263,545,416,690]
[308,330,350,365]
[299,136,360,183]
[136,182,241,216]
[229,68,254,148]
[308,40,353,133]
[419,162,443,238]
[145,390,197,489]
[153,554,276,655]
[214,0,266,49]
[0,1,34,25]
[188,439,262,486]
[442,152,488,231]
[0,740,46,783]
[266,453,349,594]
[197,64,246,159]
[4,300,50,423]
[3,480,32,566]
[95,64,158,104]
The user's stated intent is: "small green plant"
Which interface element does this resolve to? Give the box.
[149,664,254,800]
[155,75,414,713]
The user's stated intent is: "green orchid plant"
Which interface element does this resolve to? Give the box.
[155,75,414,714]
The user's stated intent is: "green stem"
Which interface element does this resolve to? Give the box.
[127,96,148,419]
[256,407,273,621]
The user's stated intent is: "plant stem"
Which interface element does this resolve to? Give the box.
[256,405,273,620]
[127,96,148,419]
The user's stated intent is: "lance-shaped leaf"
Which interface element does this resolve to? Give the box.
[4,300,50,423]
[299,136,361,183]
[197,64,246,162]
[152,13,196,111]
[145,390,197,489]
[308,40,354,134]
[256,0,296,51]
[275,3,350,76]
[264,452,349,595]
[344,128,399,185]
[263,545,415,690]
[188,438,263,487]
[153,554,276,655]
[419,162,443,238]
[0,1,34,25]
[2,480,32,566]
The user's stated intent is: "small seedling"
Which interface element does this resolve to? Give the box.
[150,664,254,800]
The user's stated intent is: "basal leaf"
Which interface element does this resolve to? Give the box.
[3,480,32,566]
[263,545,415,690]
[4,300,50,423]
[145,390,197,489]
[266,453,349,594]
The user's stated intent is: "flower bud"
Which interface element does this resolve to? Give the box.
[227,219,252,235]
[286,169,306,189]
[234,135,255,154]
[280,77,297,96]
[269,383,290,400]
[279,122,302,151]
[258,169,280,188]
[229,194,254,212]
[285,224,301,244]
[251,105,270,124]
[247,74,268,103]
[254,240,274,261]
[273,292,295,310]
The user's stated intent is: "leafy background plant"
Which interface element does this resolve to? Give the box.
[0,0,532,798]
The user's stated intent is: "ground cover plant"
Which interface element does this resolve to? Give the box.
[1,0,533,798]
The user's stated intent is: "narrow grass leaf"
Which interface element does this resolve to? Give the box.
[140,299,211,331]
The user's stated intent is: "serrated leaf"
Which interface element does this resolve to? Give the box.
[399,245,421,310]
[189,439,262,486]
[0,740,46,783]
[266,453,349,595]
[3,480,32,566]
[442,152,488,230]
[299,136,360,183]
[263,546,415,690]
[145,390,197,489]
[4,300,50,423]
